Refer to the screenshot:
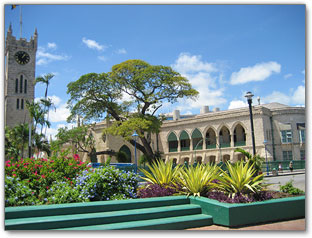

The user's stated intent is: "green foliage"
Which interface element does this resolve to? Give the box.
[280,180,304,195]
[66,60,198,161]
[234,148,265,174]
[139,159,181,186]
[5,176,39,206]
[116,151,129,163]
[177,164,220,197]
[5,124,29,160]
[5,153,89,202]
[216,161,264,197]
[54,124,96,155]
[74,166,139,201]
[45,180,89,204]
[139,154,149,166]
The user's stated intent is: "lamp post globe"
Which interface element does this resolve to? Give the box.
[245,91,256,156]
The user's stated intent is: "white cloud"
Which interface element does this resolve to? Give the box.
[292,85,305,104]
[172,52,216,74]
[115,48,127,54]
[228,100,248,109]
[47,42,57,50]
[46,123,77,141]
[98,55,108,61]
[230,61,281,85]
[284,73,292,79]
[36,46,70,66]
[262,84,305,106]
[49,103,71,123]
[171,53,226,112]
[82,37,107,51]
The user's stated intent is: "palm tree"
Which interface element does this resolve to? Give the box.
[35,73,54,136]
[5,124,29,160]
[234,148,265,175]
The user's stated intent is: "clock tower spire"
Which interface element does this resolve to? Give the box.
[5,26,38,128]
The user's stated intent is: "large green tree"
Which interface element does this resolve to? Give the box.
[67,59,198,162]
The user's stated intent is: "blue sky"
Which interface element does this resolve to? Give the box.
[4,3,306,139]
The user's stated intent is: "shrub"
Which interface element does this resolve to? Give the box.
[139,159,181,186]
[280,180,304,195]
[5,176,39,206]
[44,180,89,204]
[74,166,139,201]
[177,163,220,197]
[216,160,264,197]
[5,153,90,197]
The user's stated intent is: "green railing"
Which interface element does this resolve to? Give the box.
[181,147,190,151]
[261,160,305,172]
[169,147,178,152]
[206,144,216,149]
[220,143,230,148]
[234,141,246,147]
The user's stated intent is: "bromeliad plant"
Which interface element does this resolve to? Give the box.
[139,159,181,187]
[177,163,220,197]
[216,160,264,198]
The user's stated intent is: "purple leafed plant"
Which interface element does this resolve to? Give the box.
[137,183,178,198]
[206,190,273,203]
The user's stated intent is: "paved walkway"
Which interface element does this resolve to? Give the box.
[188,218,305,230]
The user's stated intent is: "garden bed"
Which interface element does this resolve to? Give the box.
[189,195,305,227]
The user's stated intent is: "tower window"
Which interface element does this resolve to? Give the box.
[24,79,27,94]
[20,75,23,93]
[16,98,19,109]
[15,79,18,93]
[21,99,24,110]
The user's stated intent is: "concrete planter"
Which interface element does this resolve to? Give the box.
[189,195,305,227]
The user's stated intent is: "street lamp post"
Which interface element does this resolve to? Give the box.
[263,140,269,175]
[132,131,139,174]
[245,91,256,156]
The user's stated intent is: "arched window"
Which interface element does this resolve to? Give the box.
[20,75,23,93]
[119,145,132,163]
[24,79,27,94]
[180,130,190,151]
[16,98,19,109]
[21,99,24,110]
[15,79,18,93]
[168,132,178,152]
[192,128,203,150]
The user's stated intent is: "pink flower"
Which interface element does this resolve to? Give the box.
[13,174,16,177]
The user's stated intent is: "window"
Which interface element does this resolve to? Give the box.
[20,75,23,93]
[21,99,24,110]
[15,78,18,93]
[24,79,27,94]
[16,98,19,109]
[282,151,292,161]
[281,130,292,143]
[299,130,305,143]
[300,150,305,160]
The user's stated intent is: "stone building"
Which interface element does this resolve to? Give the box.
[4,25,38,128]
[84,102,305,164]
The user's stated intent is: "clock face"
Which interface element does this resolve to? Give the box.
[14,51,30,65]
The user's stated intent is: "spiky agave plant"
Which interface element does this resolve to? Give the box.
[139,159,181,187]
[216,160,264,198]
[177,163,220,197]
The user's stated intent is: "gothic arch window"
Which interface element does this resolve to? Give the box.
[168,132,178,152]
[24,79,27,94]
[20,75,23,93]
[16,98,19,109]
[21,99,24,110]
[192,128,203,150]
[119,145,132,163]
[15,78,18,93]
[180,130,190,151]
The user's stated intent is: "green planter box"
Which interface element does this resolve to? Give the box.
[189,196,305,227]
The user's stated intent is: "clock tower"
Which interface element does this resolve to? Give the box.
[5,24,38,128]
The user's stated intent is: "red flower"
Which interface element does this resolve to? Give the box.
[13,174,16,177]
